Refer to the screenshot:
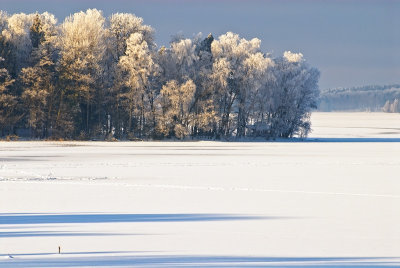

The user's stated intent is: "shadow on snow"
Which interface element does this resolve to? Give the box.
[1,254,399,267]
[0,213,275,225]
[0,231,144,238]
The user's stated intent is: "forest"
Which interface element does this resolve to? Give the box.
[0,9,320,140]
[318,84,400,112]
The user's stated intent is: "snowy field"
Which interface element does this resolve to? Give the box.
[1,112,400,267]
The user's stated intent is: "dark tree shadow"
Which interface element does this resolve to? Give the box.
[0,213,280,225]
[1,255,399,267]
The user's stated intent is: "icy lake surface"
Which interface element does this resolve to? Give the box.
[1,112,400,267]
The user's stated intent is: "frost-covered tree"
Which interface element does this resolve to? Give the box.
[392,99,400,113]
[0,9,320,140]
[30,14,44,50]
[20,67,48,137]
[156,37,198,85]
[383,99,400,113]
[0,58,18,135]
[156,33,217,138]
[58,9,106,137]
[107,13,154,61]
[156,79,196,139]
[0,11,7,31]
[1,12,34,77]
[263,51,320,138]
[170,38,198,81]
[118,32,156,137]
[191,34,217,137]
[383,100,391,112]
[105,13,155,138]
[20,13,58,138]
[211,32,273,137]
[0,11,15,78]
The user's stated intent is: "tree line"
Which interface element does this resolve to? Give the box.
[0,9,320,140]
[318,84,400,112]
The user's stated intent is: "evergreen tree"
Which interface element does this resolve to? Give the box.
[20,13,58,138]
[0,58,18,136]
[30,13,44,49]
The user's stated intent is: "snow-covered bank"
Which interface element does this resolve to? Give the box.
[309,112,400,139]
[1,113,400,267]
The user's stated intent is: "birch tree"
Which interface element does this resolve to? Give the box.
[118,32,156,138]
[156,79,196,139]
[265,51,319,138]
[211,32,272,137]
[106,13,154,138]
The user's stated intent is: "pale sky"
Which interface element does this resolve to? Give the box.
[1,0,399,89]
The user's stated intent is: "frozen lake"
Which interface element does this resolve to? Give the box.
[1,112,400,267]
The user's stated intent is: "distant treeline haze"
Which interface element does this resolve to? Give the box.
[0,9,319,140]
[319,84,400,112]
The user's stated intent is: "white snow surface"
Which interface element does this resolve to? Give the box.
[1,112,400,267]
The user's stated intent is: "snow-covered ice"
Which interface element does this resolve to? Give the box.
[1,112,400,267]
